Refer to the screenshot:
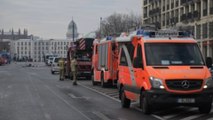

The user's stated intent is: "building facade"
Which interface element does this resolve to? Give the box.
[12,39,71,62]
[142,0,213,58]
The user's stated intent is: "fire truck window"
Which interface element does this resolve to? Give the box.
[120,49,128,66]
[134,44,143,68]
[125,43,134,63]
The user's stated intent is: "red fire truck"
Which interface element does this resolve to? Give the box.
[92,36,119,87]
[65,37,94,80]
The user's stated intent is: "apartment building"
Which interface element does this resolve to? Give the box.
[142,0,213,58]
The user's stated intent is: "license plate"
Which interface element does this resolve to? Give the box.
[177,98,195,103]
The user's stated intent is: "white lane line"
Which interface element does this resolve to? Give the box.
[79,83,120,102]
[134,107,165,120]
[45,85,92,120]
[92,111,111,120]
[180,114,205,120]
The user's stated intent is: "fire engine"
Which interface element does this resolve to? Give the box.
[92,36,119,87]
[65,37,94,79]
[116,29,213,114]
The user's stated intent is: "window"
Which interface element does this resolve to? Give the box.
[119,49,127,66]
[209,22,213,38]
[145,43,204,66]
[202,23,208,39]
[196,24,201,39]
[134,44,143,68]
[125,43,134,63]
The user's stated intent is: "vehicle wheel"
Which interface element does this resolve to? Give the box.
[140,91,152,114]
[121,87,130,108]
[101,73,107,88]
[198,103,212,114]
[92,73,98,86]
[51,71,54,74]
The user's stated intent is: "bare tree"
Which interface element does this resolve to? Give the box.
[98,12,142,37]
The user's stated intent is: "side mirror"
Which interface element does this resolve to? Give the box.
[133,57,143,68]
[206,57,212,68]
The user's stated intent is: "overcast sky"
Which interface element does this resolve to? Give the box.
[0,0,142,39]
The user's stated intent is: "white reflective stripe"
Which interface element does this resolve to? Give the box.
[122,45,136,87]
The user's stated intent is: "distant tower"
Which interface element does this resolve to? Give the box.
[66,20,78,41]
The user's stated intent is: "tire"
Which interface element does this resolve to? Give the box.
[101,73,107,88]
[198,103,212,114]
[51,71,54,74]
[140,91,152,114]
[92,72,98,86]
[120,87,130,108]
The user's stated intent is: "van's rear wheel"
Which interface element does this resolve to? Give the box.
[101,73,107,88]
[198,103,212,114]
[140,91,152,114]
[121,87,130,108]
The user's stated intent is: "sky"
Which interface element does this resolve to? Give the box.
[0,0,142,39]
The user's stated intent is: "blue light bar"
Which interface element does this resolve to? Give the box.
[106,36,113,40]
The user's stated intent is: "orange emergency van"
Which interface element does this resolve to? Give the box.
[92,37,119,87]
[117,29,213,114]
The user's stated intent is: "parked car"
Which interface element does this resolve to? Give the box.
[51,57,60,74]
[47,57,54,66]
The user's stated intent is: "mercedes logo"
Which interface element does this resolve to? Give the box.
[181,80,190,89]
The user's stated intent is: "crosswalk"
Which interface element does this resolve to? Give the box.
[79,81,213,120]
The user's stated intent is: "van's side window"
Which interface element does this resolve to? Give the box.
[125,43,134,63]
[120,49,128,66]
[134,44,143,68]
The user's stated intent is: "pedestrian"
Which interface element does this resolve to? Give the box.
[59,57,65,81]
[71,56,78,85]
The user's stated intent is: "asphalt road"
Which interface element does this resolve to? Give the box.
[0,63,157,120]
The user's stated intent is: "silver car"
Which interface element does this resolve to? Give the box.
[51,57,60,74]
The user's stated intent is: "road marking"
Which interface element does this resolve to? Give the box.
[180,114,205,120]
[68,93,90,100]
[45,85,92,120]
[79,83,120,102]
[92,111,111,120]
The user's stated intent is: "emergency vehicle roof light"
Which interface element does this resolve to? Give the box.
[136,29,156,37]
[106,36,113,40]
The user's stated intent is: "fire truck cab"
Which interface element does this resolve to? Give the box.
[117,29,213,114]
